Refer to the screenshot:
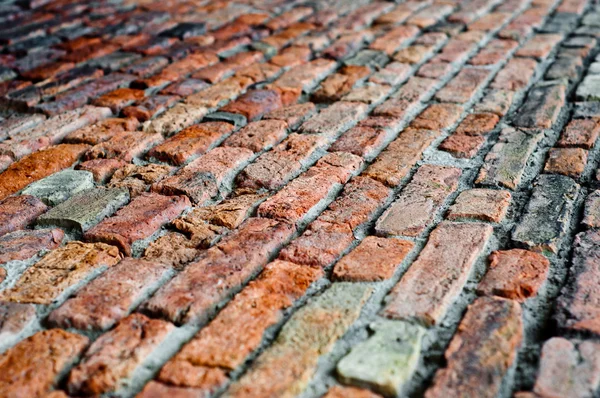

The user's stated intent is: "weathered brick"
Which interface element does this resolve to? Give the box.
[0,143,89,201]
[364,128,439,187]
[220,89,283,121]
[0,228,63,265]
[85,131,163,162]
[447,188,511,223]
[67,314,173,396]
[143,217,295,324]
[376,165,462,237]
[333,236,414,282]
[300,101,368,142]
[147,121,234,165]
[544,147,588,178]
[324,386,383,398]
[370,25,419,55]
[185,76,253,108]
[439,134,486,159]
[469,38,518,65]
[474,89,514,116]
[329,125,389,159]
[272,58,337,92]
[156,260,322,393]
[85,192,189,256]
[532,338,600,398]
[476,128,544,189]
[557,229,600,335]
[64,117,140,145]
[455,112,500,136]
[161,78,209,97]
[513,174,578,253]
[0,241,121,304]
[435,67,490,103]
[92,88,146,113]
[223,119,288,153]
[382,222,493,325]
[107,163,173,197]
[258,152,362,225]
[264,102,316,129]
[514,82,567,129]
[337,319,425,396]
[577,74,600,102]
[491,57,538,91]
[369,62,412,86]
[226,283,372,398]
[49,258,169,331]
[417,62,453,79]
[425,297,522,398]
[0,302,36,344]
[122,94,180,122]
[583,190,600,229]
[477,249,550,302]
[0,329,89,398]
[410,103,463,130]
[236,133,327,190]
[21,169,94,206]
[516,33,563,59]
[557,118,600,149]
[0,195,47,237]
[153,147,253,204]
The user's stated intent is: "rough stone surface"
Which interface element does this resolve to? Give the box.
[447,188,511,222]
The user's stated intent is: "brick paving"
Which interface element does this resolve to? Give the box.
[1,0,600,397]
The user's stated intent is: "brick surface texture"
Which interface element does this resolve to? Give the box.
[0,0,599,397]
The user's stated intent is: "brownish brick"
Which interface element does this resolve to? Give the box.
[0,144,89,201]
[557,118,600,149]
[85,193,189,256]
[220,89,283,121]
[439,134,486,159]
[147,121,234,165]
[76,158,128,183]
[0,195,48,237]
[264,102,316,129]
[455,112,500,136]
[236,133,327,190]
[0,302,36,342]
[417,62,452,79]
[271,58,337,92]
[410,103,463,130]
[258,152,363,225]
[474,89,514,116]
[425,297,523,398]
[49,258,169,331]
[0,228,63,265]
[324,386,383,398]
[67,314,174,396]
[300,101,369,142]
[143,217,295,324]
[85,131,163,162]
[544,147,588,178]
[0,329,89,398]
[435,67,490,103]
[106,163,173,197]
[64,117,140,145]
[447,188,511,222]
[333,236,414,282]
[516,33,563,59]
[370,25,419,55]
[0,241,121,304]
[122,95,180,122]
[329,125,389,159]
[223,119,288,153]
[477,249,550,302]
[312,66,371,103]
[364,128,439,187]
[186,76,253,108]
[469,39,518,66]
[92,88,146,114]
[491,57,538,91]
[382,222,493,325]
[376,165,462,237]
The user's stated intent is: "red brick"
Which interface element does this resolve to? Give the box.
[193,51,263,83]
[329,125,389,159]
[477,249,550,302]
[157,260,322,390]
[147,121,234,165]
[0,143,89,201]
[0,195,48,237]
[67,314,174,396]
[269,46,311,68]
[334,236,414,282]
[312,66,371,103]
[408,5,453,27]
[85,193,189,256]
[455,112,499,136]
[236,133,327,190]
[417,62,452,79]
[410,103,463,130]
[153,147,253,204]
[62,43,119,64]
[0,241,121,304]
[382,222,493,325]
[516,33,563,59]
[272,58,337,92]
[76,158,128,183]
[185,75,253,108]
[435,67,490,103]
[223,119,288,153]
[376,165,462,237]
[364,128,439,187]
[557,118,600,149]
[235,62,281,85]
[557,230,600,335]
[439,134,486,159]
[544,147,588,179]
[369,61,412,86]
[491,57,538,91]
[532,338,600,398]
[0,302,36,342]
[474,89,515,116]
[0,329,89,398]
[425,297,523,398]
[324,386,383,398]
[92,88,146,114]
[85,131,163,162]
[160,78,209,97]
[258,152,363,225]
[122,94,180,122]
[447,188,511,222]
[0,228,63,265]
[135,53,218,89]
[432,38,478,64]
[468,12,512,31]
[469,39,518,66]
[220,89,283,121]
[64,117,140,145]
[49,258,169,331]
[370,25,419,55]
[143,217,295,324]
[343,83,392,105]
